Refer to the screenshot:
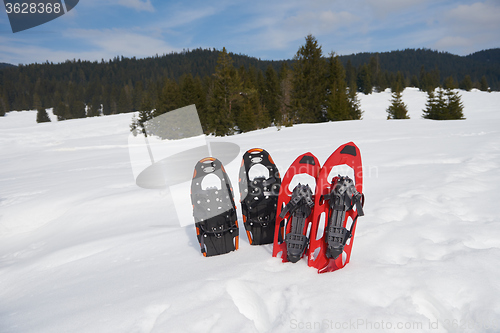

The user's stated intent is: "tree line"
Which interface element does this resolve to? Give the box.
[132,35,362,136]
[0,36,496,128]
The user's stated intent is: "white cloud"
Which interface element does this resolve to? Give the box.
[428,1,500,54]
[111,0,154,12]
[433,35,470,49]
[156,7,218,30]
[445,1,500,32]
[0,28,180,64]
[224,2,362,57]
[66,28,179,58]
[2,0,498,64]
[83,0,155,12]
[364,0,429,18]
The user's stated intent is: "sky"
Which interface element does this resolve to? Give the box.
[0,0,499,65]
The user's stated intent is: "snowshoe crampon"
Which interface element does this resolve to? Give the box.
[191,157,239,257]
[308,142,364,273]
[272,152,320,263]
[239,148,281,245]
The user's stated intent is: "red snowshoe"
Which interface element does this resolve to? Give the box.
[308,142,364,273]
[272,152,320,263]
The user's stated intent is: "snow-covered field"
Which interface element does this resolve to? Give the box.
[1,88,500,333]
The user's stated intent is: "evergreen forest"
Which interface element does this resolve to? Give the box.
[0,35,498,133]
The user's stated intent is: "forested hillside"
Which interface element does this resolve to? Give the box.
[338,48,499,92]
[0,36,498,133]
[0,63,15,70]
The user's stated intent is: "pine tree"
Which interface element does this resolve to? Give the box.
[53,101,65,120]
[132,81,144,111]
[154,79,181,117]
[347,80,363,120]
[345,60,357,92]
[325,53,351,121]
[117,86,133,114]
[237,97,257,133]
[101,88,112,115]
[131,109,153,137]
[179,74,204,109]
[459,75,473,91]
[33,93,42,111]
[234,66,258,132]
[419,66,440,92]
[256,69,266,113]
[423,88,464,120]
[479,76,489,91]
[87,96,101,117]
[0,94,7,116]
[389,71,405,94]
[277,62,293,127]
[291,34,327,123]
[422,90,436,119]
[443,76,457,89]
[434,88,448,119]
[387,87,410,119]
[69,99,86,118]
[206,47,241,135]
[263,65,280,123]
[410,75,419,88]
[445,89,465,119]
[36,107,51,123]
[369,56,380,91]
[357,64,372,94]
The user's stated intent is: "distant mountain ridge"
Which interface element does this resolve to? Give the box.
[1,48,498,87]
[338,48,500,89]
[0,63,15,69]
[0,47,498,116]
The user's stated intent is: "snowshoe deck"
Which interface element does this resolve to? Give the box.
[191,157,239,257]
[272,152,320,263]
[308,142,364,273]
[239,148,281,245]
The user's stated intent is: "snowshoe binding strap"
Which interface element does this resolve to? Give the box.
[323,176,364,260]
[280,184,314,263]
[196,208,239,257]
[242,176,280,244]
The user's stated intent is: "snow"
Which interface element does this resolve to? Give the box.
[1,88,500,332]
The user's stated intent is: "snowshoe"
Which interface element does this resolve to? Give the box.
[239,148,281,245]
[191,157,239,257]
[272,152,320,263]
[308,142,364,273]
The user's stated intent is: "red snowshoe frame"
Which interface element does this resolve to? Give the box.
[272,152,320,262]
[308,142,363,273]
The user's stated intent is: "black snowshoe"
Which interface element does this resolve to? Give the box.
[191,157,239,256]
[238,148,281,245]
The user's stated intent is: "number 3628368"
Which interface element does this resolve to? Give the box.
[5,2,62,14]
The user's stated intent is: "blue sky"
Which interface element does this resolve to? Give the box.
[1,0,499,65]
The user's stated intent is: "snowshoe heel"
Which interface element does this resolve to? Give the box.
[324,175,364,260]
[285,233,309,263]
[282,184,314,263]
